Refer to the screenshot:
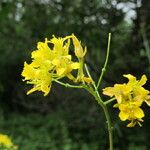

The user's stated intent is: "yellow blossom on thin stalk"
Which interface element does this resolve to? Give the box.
[21,34,92,96]
[103,74,150,127]
[71,34,92,83]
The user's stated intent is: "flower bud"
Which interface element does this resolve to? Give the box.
[72,34,87,58]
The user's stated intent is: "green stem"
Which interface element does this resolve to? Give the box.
[84,64,102,99]
[104,97,116,105]
[56,64,114,150]
[83,64,113,150]
[102,103,113,150]
[84,86,113,150]
[54,80,83,89]
[77,58,84,81]
[97,33,111,88]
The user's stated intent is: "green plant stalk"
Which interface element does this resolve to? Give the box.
[56,78,114,150]
[77,58,84,81]
[104,97,116,105]
[84,64,113,150]
[56,33,113,150]
[84,86,113,150]
[97,33,111,88]
[102,103,113,150]
[54,80,83,88]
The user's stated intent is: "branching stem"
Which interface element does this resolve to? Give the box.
[55,33,114,150]
[84,64,113,150]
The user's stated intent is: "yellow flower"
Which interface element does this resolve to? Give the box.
[22,62,52,96]
[118,102,144,121]
[72,34,87,58]
[103,84,132,104]
[22,35,85,96]
[52,56,80,77]
[103,74,150,127]
[0,134,17,149]
[0,134,12,147]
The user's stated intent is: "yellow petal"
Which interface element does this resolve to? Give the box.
[123,74,136,81]
[72,34,86,58]
[52,59,60,66]
[21,62,35,80]
[119,111,129,121]
[27,86,40,95]
[138,75,147,86]
[41,84,51,96]
[133,107,144,118]
[57,68,66,76]
[51,36,63,51]
[63,39,70,55]
[102,87,115,97]
[32,42,52,60]
[64,55,72,60]
[82,76,93,84]
[70,62,80,69]
[118,103,128,111]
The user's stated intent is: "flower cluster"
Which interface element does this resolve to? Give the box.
[103,74,150,127]
[0,134,17,150]
[22,34,92,96]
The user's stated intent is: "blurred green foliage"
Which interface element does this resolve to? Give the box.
[0,111,149,150]
[0,0,150,149]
